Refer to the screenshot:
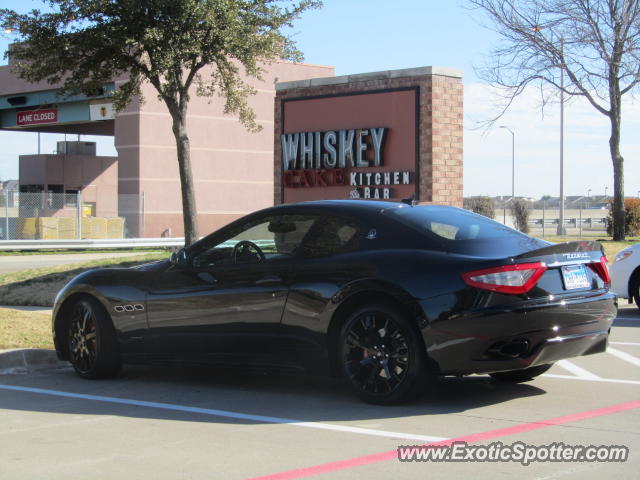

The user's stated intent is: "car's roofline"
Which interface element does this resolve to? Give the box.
[186,200,474,253]
[266,200,467,216]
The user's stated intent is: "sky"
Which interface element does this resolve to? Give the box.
[1,0,639,199]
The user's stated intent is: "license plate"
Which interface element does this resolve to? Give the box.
[561,265,591,290]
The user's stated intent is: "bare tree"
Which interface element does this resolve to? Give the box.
[468,0,640,240]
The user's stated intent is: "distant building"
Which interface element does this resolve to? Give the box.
[1,180,18,192]
[19,141,118,217]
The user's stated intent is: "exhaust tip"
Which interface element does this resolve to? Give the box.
[487,338,530,359]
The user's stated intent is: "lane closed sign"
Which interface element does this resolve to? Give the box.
[16,108,58,126]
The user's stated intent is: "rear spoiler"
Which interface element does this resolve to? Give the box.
[514,241,605,263]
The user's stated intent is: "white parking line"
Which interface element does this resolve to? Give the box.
[0,384,447,443]
[542,374,640,386]
[555,360,600,379]
[610,342,640,346]
[607,347,640,367]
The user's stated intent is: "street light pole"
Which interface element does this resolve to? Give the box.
[499,126,515,200]
[557,36,566,236]
[532,26,567,235]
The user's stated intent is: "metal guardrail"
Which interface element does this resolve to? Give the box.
[0,237,185,251]
[528,218,608,226]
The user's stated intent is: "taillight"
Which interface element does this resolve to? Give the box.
[462,262,547,295]
[588,256,611,285]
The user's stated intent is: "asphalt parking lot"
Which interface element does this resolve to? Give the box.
[1,305,638,479]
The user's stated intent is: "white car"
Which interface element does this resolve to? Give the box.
[610,243,640,310]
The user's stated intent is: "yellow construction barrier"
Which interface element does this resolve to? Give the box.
[38,217,60,240]
[14,217,125,239]
[107,218,125,239]
[81,217,107,239]
[58,217,77,239]
[16,218,36,239]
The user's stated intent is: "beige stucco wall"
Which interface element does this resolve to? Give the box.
[115,62,334,237]
[0,65,60,95]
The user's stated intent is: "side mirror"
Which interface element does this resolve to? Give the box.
[170,248,191,269]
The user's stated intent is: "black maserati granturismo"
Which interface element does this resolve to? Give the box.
[52,200,616,404]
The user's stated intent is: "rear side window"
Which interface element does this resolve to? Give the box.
[382,205,548,256]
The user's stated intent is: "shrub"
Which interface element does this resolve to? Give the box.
[464,196,495,219]
[606,198,640,236]
[509,198,530,233]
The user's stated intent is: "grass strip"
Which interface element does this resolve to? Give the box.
[0,253,167,307]
[0,248,167,256]
[0,308,53,350]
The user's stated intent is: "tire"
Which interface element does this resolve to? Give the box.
[634,279,640,311]
[337,304,428,405]
[66,297,122,379]
[489,363,553,383]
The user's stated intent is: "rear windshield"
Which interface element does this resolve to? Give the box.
[382,205,549,257]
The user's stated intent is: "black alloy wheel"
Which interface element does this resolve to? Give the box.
[338,304,427,404]
[489,363,553,383]
[67,297,121,379]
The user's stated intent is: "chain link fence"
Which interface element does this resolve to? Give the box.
[0,191,145,240]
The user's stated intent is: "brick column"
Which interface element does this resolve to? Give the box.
[426,75,463,206]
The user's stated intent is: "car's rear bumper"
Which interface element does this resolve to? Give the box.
[422,291,617,375]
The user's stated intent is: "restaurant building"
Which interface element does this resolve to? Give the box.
[274,66,463,207]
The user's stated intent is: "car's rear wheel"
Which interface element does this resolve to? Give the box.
[66,297,121,379]
[489,363,553,383]
[338,304,427,404]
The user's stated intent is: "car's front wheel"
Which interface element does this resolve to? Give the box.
[489,363,553,383]
[338,304,428,404]
[66,297,121,379]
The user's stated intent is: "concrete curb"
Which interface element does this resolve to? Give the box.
[0,348,65,374]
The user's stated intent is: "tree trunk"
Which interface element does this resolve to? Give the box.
[608,115,625,241]
[171,110,199,246]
